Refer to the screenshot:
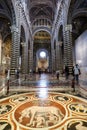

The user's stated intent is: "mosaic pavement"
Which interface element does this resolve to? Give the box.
[0,92,87,130]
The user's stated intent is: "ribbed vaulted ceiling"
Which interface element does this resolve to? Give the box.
[29,0,57,24]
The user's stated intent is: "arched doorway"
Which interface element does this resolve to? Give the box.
[36,49,49,73]
[33,30,51,73]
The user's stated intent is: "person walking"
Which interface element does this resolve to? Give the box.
[65,66,69,80]
[15,69,19,79]
[74,64,81,85]
[71,77,75,92]
[56,70,60,80]
[38,68,41,77]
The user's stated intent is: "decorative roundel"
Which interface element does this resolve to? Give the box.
[54,95,69,101]
[0,121,12,130]
[11,96,28,103]
[66,119,87,130]
[14,100,66,129]
[0,104,12,115]
[69,103,87,114]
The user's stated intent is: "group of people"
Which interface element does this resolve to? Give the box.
[56,64,81,85]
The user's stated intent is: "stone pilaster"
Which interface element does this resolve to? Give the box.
[48,52,51,73]
[28,37,33,72]
[56,41,63,72]
[51,49,56,73]
[51,39,56,73]
[55,42,59,70]
[33,52,36,73]
[25,44,28,74]
[21,43,28,74]
[0,34,2,65]
[28,49,33,72]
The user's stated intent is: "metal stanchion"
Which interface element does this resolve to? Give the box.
[71,77,75,92]
[6,79,9,95]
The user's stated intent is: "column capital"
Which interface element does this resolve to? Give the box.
[65,24,72,32]
[21,42,27,47]
[57,41,63,46]
[15,0,22,7]
[10,25,19,33]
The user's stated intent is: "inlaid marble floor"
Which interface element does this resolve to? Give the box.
[0,74,87,130]
[0,92,87,130]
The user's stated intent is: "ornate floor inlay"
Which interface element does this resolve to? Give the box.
[0,92,87,130]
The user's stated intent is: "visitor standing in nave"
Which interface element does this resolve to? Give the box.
[56,70,60,80]
[73,64,81,85]
[65,66,69,80]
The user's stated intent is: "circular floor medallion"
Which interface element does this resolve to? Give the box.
[54,95,70,102]
[14,99,66,129]
[0,104,12,115]
[11,96,28,103]
[69,103,87,115]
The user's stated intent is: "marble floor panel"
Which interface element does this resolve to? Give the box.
[0,74,87,130]
[0,92,87,130]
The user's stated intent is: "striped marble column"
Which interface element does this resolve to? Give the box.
[10,1,21,75]
[63,24,73,73]
[10,25,20,75]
